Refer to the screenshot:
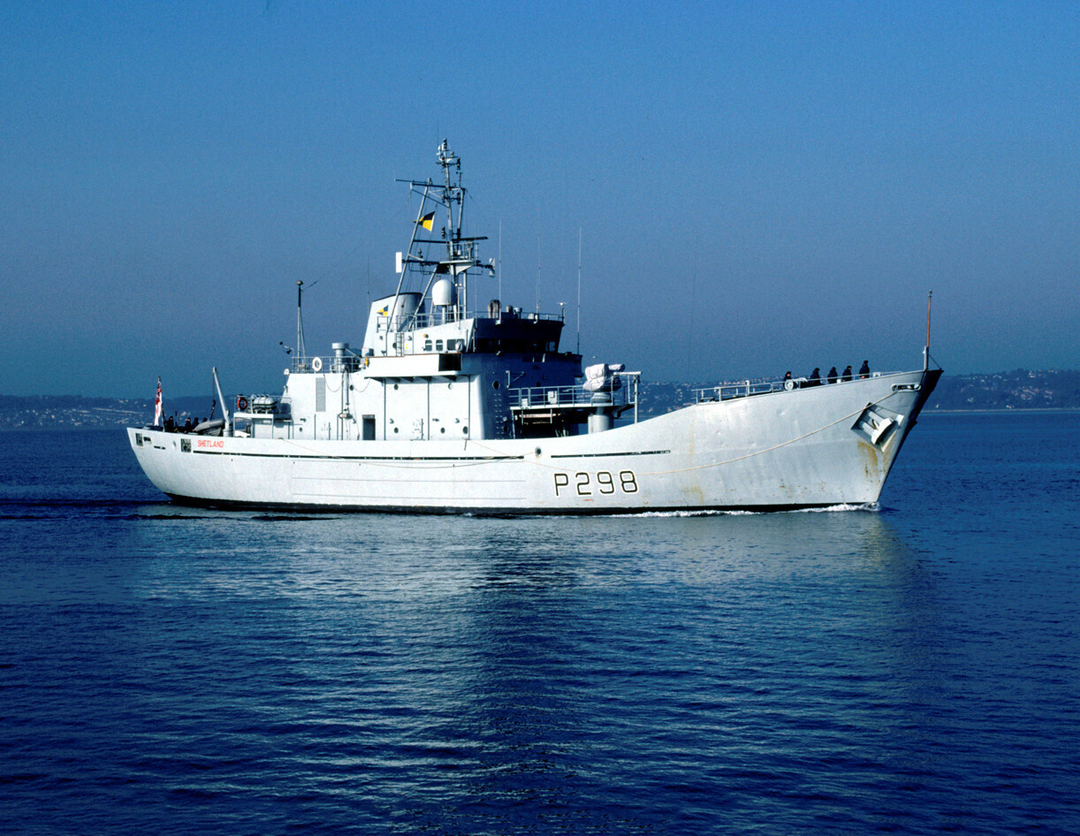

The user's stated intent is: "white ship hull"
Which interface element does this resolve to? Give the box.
[128,368,939,514]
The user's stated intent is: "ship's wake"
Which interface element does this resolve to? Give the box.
[617,503,879,518]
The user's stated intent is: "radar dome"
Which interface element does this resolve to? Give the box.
[432,278,455,307]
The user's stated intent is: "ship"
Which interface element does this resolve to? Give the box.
[128,140,941,514]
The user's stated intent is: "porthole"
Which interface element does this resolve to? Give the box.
[394,427,399,433]
[492,381,500,389]
[440,427,446,434]
[462,427,468,435]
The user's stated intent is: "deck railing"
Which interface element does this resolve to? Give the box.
[512,372,641,411]
[289,356,365,374]
[398,309,563,331]
[693,371,889,403]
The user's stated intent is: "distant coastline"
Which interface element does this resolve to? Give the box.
[635,369,1080,418]
[924,407,1080,415]
[0,395,216,431]
[2,369,1078,430]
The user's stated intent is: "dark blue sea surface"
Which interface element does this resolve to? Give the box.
[2,414,1079,834]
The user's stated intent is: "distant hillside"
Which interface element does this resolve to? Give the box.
[2,369,1078,430]
[638,369,1080,416]
[0,395,219,431]
[922,369,1080,411]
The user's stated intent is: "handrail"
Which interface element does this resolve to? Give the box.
[289,356,365,373]
[693,370,897,403]
[511,372,641,410]
[394,308,563,332]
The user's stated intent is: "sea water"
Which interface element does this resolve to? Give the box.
[1,414,1078,835]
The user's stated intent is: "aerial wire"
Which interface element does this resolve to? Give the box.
[577,228,582,354]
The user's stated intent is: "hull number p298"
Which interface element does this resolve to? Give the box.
[554,470,639,497]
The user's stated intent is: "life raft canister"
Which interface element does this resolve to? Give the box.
[237,396,248,411]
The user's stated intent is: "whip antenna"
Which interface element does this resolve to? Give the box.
[577,228,582,354]
[924,290,933,371]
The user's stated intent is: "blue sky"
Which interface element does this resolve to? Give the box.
[2,1,1077,397]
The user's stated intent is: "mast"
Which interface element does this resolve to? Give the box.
[395,140,489,329]
[296,280,306,363]
[438,139,470,320]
